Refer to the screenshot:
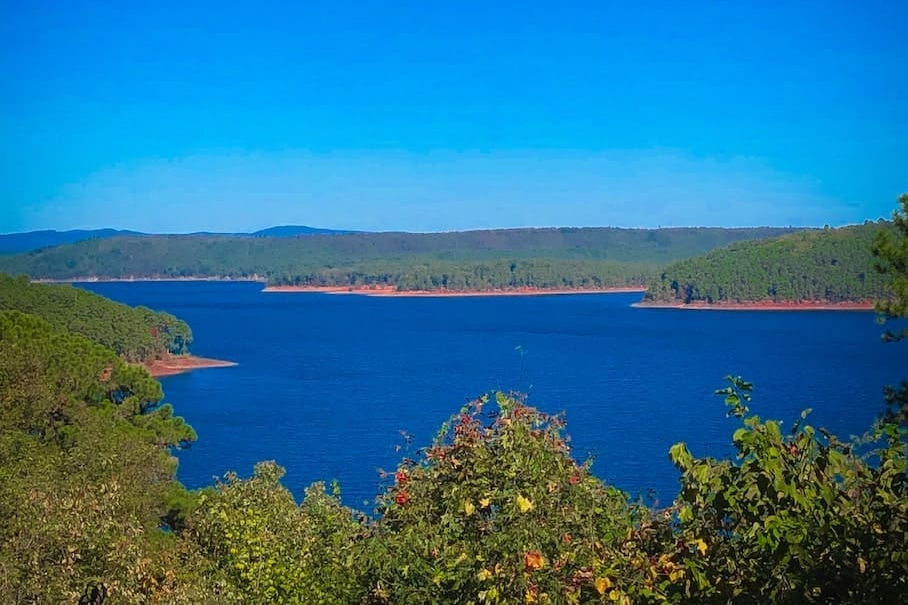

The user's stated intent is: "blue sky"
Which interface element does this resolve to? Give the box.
[2,0,906,233]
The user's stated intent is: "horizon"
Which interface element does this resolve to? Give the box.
[1,221,884,238]
[2,1,906,233]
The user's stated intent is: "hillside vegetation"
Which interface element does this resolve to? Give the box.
[0,311,206,601]
[0,227,798,289]
[0,273,191,362]
[643,222,892,304]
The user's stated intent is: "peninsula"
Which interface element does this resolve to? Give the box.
[144,355,238,377]
[638,222,892,310]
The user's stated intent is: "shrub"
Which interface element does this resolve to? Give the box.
[360,392,678,604]
[670,376,908,603]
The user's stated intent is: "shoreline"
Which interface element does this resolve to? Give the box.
[143,355,238,377]
[34,276,265,284]
[262,285,648,297]
[633,300,875,312]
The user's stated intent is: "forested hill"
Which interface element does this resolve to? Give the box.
[0,228,143,254]
[642,221,892,304]
[0,273,191,362]
[0,225,352,254]
[0,226,799,289]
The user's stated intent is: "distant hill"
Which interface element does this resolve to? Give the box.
[251,225,355,237]
[0,225,353,254]
[642,222,892,305]
[0,229,145,254]
[0,226,802,290]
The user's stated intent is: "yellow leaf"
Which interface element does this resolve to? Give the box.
[524,550,546,571]
[669,569,685,582]
[480,497,491,507]
[463,500,476,515]
[594,577,611,594]
[693,538,708,555]
[516,494,534,513]
[477,568,493,582]
[608,589,621,601]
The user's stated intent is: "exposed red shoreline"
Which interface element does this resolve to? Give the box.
[34,277,265,284]
[633,300,875,311]
[143,355,238,377]
[261,285,647,297]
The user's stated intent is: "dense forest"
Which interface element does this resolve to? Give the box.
[0,226,799,289]
[0,197,906,602]
[643,221,893,304]
[0,273,191,362]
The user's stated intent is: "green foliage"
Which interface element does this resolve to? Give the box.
[644,222,893,304]
[873,193,908,448]
[306,257,656,292]
[361,393,677,604]
[670,377,908,603]
[188,461,365,603]
[0,310,210,602]
[0,272,192,361]
[873,193,908,341]
[183,387,908,604]
[0,227,800,290]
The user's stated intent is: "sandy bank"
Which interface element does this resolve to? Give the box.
[262,285,647,297]
[144,355,238,377]
[35,277,265,284]
[633,300,874,311]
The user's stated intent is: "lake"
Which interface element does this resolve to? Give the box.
[79,281,904,510]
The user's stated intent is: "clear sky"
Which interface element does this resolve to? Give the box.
[2,0,906,233]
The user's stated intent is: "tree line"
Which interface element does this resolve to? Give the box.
[0,226,799,289]
[271,258,655,290]
[643,221,893,304]
[0,273,191,362]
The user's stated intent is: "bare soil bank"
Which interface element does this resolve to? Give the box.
[633,300,874,311]
[262,285,647,297]
[144,355,238,377]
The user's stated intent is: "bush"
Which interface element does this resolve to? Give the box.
[188,461,365,603]
[360,392,678,604]
[670,376,908,603]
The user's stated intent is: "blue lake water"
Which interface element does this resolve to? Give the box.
[79,281,905,510]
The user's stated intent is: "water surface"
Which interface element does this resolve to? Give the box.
[80,282,904,509]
